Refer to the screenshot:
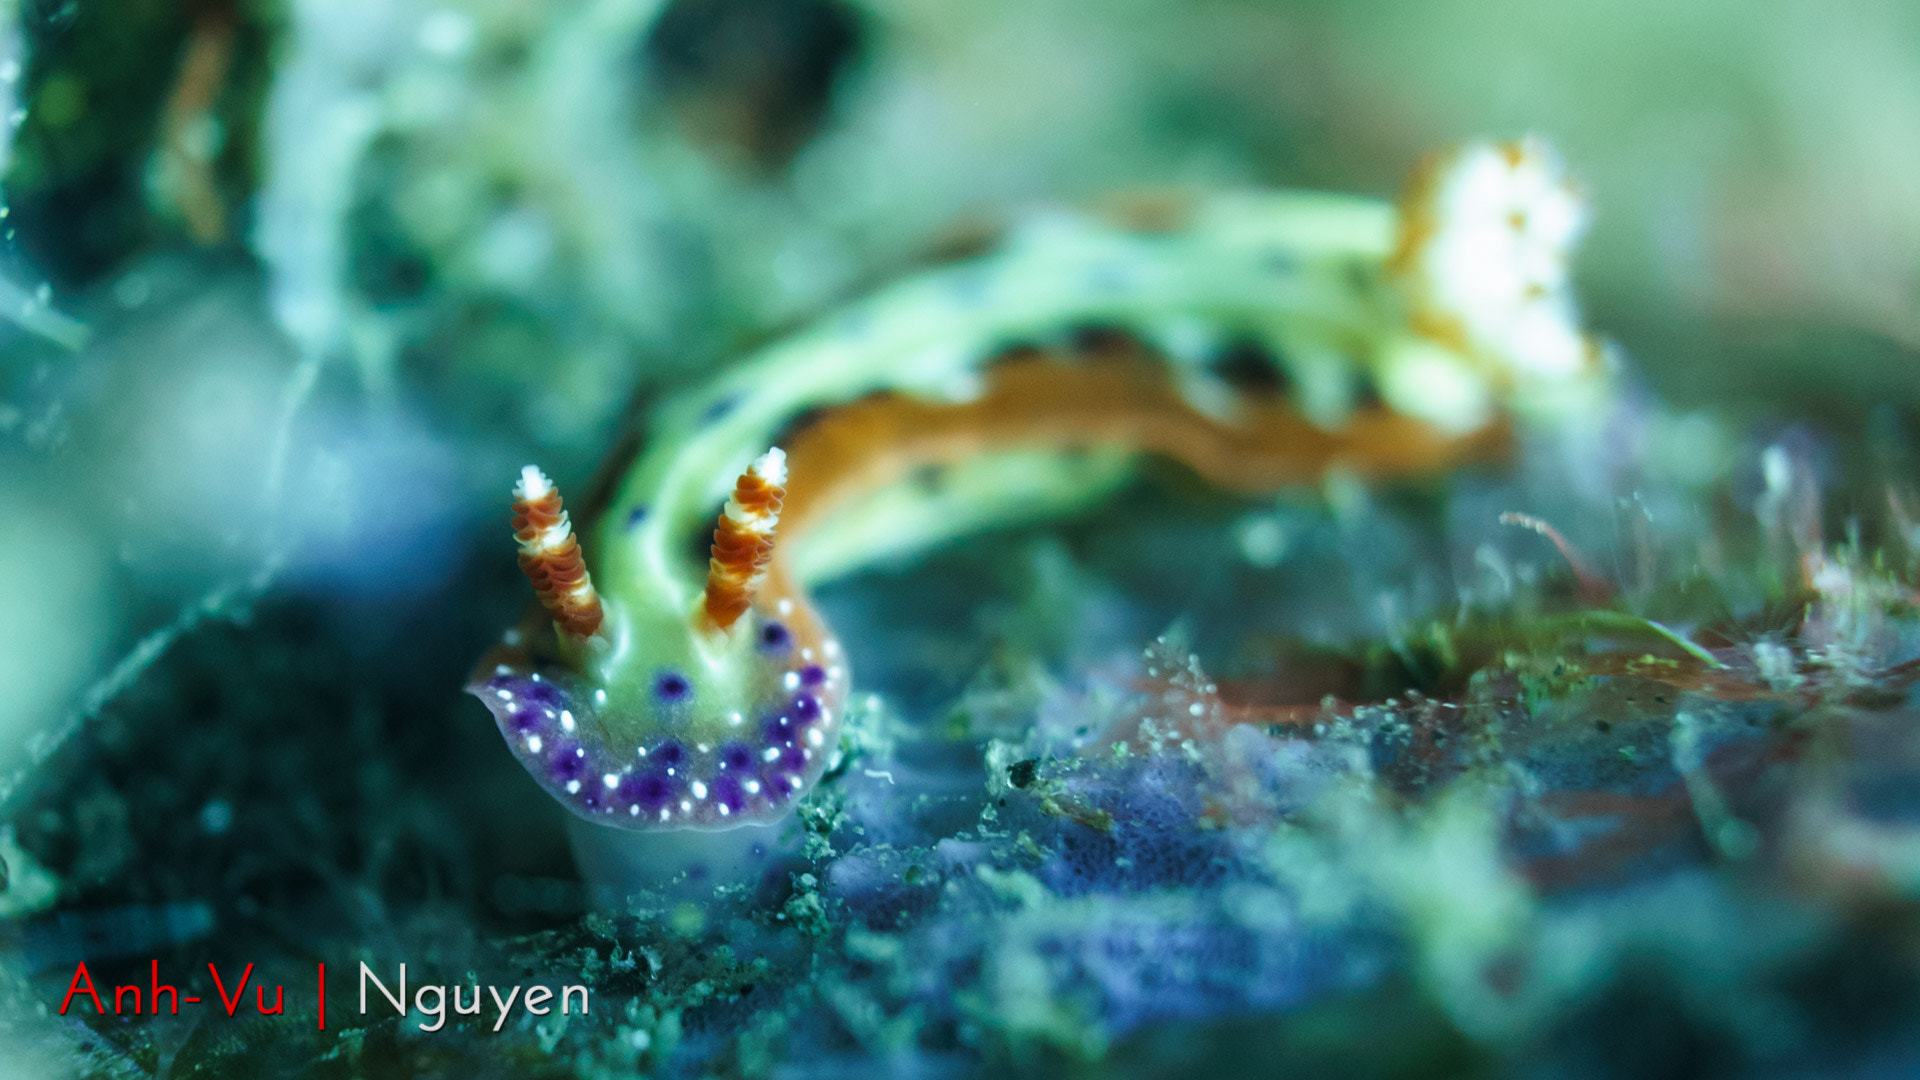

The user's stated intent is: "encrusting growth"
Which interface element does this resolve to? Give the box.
[513,466,604,637]
[702,448,787,631]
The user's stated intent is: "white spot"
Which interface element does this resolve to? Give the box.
[630,806,641,817]
[637,746,648,757]
[603,774,620,790]
[763,747,781,762]
[504,629,523,646]
[566,780,581,794]
[530,672,544,683]
[560,710,576,733]
[494,664,511,676]
[801,749,813,761]
[660,808,671,822]
[494,689,511,701]
[1188,702,1205,717]
[806,728,824,747]
[718,805,731,817]
[746,780,762,794]
[825,639,841,657]
[783,671,801,691]
[691,781,709,799]
[787,776,803,789]
[594,689,608,706]
[828,665,844,682]
[680,800,693,813]
[526,735,543,753]
[727,711,744,727]
[696,743,711,753]
[777,598,795,616]
[801,647,815,661]
[666,768,676,777]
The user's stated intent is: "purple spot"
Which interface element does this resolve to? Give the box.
[549,744,589,783]
[617,772,675,811]
[651,739,687,768]
[521,680,565,708]
[507,706,543,733]
[625,505,649,529]
[758,621,792,652]
[763,714,794,744]
[799,664,827,687]
[719,742,755,771]
[768,743,808,775]
[579,789,604,811]
[713,775,746,813]
[792,694,821,723]
[653,672,692,703]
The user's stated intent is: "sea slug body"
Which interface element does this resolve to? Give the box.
[469,137,1604,833]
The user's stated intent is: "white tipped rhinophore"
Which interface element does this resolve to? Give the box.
[1399,137,1594,380]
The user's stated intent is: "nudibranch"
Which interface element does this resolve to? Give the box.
[469,137,1605,832]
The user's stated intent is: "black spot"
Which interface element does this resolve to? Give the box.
[910,464,945,491]
[700,394,741,423]
[653,672,693,702]
[1207,339,1292,396]
[1350,367,1384,410]
[1065,323,1138,360]
[643,0,866,170]
[1594,720,1612,734]
[1008,759,1040,789]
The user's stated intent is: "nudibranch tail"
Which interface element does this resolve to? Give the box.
[512,466,605,638]
[702,447,787,631]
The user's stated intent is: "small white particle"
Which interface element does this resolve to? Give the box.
[526,735,543,753]
[718,805,731,817]
[666,768,676,777]
[603,773,620,789]
[691,781,709,799]
[1188,702,1204,717]
[494,664,511,676]
[696,743,711,753]
[594,689,608,706]
[630,806,641,817]
[746,780,762,794]
[660,808,670,821]
[801,647,815,661]
[495,689,511,700]
[828,665,844,681]
[727,711,744,726]
[530,673,544,682]
[566,780,581,794]
[783,672,801,691]
[638,746,648,757]
[825,640,841,657]
[787,776,802,789]
[777,598,794,615]
[560,710,576,732]
[801,749,813,761]
[806,729,824,747]
[680,800,692,812]
[763,747,781,762]
[504,629,523,646]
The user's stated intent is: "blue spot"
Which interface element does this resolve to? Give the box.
[792,694,822,723]
[713,775,746,812]
[759,621,792,652]
[701,395,740,423]
[625,505,649,529]
[652,739,687,768]
[507,707,542,733]
[618,772,675,811]
[653,671,692,703]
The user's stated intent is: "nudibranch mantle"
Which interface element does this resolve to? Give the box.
[470,138,1605,832]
